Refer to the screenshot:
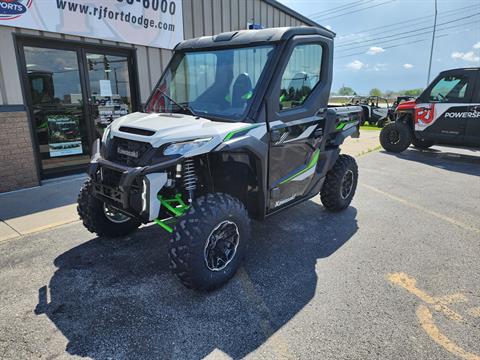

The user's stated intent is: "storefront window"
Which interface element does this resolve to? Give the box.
[24,46,90,174]
[86,53,133,137]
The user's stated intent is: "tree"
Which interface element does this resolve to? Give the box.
[338,86,355,96]
[369,88,383,97]
[403,88,423,96]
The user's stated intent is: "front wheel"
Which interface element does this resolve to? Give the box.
[77,179,141,237]
[380,122,412,153]
[168,193,251,291]
[321,155,358,212]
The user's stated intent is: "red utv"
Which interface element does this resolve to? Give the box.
[380,67,480,152]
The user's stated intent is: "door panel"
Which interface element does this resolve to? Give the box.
[415,103,468,144]
[268,120,322,209]
[23,46,90,176]
[415,72,475,144]
[267,39,330,211]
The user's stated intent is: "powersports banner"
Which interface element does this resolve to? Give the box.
[0,0,183,49]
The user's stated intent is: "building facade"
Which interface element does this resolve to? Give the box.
[0,0,318,193]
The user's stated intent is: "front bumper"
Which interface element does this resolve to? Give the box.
[88,140,181,222]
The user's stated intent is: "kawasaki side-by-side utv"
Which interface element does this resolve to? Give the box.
[78,27,363,291]
[380,67,480,152]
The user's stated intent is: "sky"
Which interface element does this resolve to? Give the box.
[279,0,480,95]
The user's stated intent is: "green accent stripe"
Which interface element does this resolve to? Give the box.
[223,124,261,141]
[336,120,358,130]
[280,149,320,185]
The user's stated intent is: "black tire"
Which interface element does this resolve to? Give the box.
[380,122,412,153]
[320,155,358,212]
[77,179,141,237]
[411,137,434,149]
[169,193,250,291]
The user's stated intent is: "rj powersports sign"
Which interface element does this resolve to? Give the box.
[0,0,183,49]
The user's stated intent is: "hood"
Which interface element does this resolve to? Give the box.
[109,112,252,147]
[106,112,266,159]
[396,99,416,111]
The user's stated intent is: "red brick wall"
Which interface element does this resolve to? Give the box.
[0,111,39,193]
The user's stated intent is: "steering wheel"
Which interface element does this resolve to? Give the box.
[436,93,446,101]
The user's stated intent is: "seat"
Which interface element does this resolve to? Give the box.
[231,73,253,108]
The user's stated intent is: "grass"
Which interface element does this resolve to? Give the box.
[360,124,381,131]
[356,145,382,157]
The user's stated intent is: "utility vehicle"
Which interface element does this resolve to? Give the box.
[78,27,363,291]
[380,68,480,152]
[344,95,390,127]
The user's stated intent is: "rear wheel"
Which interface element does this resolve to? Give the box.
[380,122,411,153]
[77,179,141,237]
[168,193,250,291]
[411,137,434,149]
[321,155,358,212]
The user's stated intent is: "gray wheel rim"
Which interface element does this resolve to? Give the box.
[204,220,240,271]
[388,128,400,144]
[103,203,131,224]
[341,170,354,199]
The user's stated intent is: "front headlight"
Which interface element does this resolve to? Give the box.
[163,138,212,156]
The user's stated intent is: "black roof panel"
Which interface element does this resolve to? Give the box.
[175,27,334,51]
[438,67,480,74]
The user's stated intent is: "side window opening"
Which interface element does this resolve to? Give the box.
[428,75,470,103]
[279,43,323,111]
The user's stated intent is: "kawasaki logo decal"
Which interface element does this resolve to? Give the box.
[117,147,139,158]
[274,194,298,207]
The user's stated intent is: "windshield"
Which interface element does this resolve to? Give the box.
[146,45,275,121]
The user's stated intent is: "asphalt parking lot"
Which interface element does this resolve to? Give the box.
[0,145,479,360]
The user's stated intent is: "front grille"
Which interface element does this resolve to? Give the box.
[101,167,123,187]
[111,137,152,166]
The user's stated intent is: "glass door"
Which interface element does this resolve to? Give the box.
[85,53,134,138]
[23,46,91,176]
[19,39,138,179]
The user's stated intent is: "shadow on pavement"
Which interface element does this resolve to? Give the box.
[381,146,480,177]
[0,175,86,220]
[35,200,358,359]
